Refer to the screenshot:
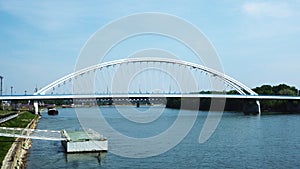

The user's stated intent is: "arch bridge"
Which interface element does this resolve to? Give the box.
[30,57,260,114]
[1,57,262,115]
[36,57,257,96]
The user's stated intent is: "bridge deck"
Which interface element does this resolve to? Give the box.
[1,94,300,100]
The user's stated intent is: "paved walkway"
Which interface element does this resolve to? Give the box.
[0,113,18,124]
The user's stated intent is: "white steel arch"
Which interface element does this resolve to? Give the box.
[35,57,257,96]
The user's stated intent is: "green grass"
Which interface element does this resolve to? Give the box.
[0,112,36,128]
[0,110,15,118]
[0,137,15,165]
[0,111,37,168]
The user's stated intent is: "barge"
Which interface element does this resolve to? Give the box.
[48,108,59,115]
[61,129,108,153]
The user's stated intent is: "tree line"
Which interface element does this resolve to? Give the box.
[166,84,300,114]
[252,84,300,113]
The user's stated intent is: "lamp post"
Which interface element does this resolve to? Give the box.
[0,76,3,96]
[0,76,3,110]
[10,86,13,96]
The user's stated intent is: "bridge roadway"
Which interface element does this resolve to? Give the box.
[1,94,300,100]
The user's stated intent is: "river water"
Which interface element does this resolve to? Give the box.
[26,106,300,168]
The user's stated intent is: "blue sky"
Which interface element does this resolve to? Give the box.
[0,0,300,94]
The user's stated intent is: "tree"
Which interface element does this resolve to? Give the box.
[252,84,300,113]
[253,85,273,95]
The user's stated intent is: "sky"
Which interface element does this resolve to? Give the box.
[0,0,300,95]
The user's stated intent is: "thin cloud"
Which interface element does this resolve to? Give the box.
[0,1,89,32]
[0,1,157,32]
[239,1,300,40]
[242,2,294,18]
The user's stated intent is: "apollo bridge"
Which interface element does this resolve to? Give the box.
[1,57,300,116]
[1,57,300,141]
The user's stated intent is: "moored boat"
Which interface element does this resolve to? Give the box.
[48,108,59,115]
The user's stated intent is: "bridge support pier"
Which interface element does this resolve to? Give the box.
[243,100,261,115]
[256,100,261,116]
[33,100,39,114]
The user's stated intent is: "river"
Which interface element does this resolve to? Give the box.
[26,106,300,168]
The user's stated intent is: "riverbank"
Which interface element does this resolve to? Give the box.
[0,113,39,169]
[166,97,300,115]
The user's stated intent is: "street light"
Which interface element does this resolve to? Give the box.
[11,86,13,96]
[0,76,3,96]
[0,76,3,110]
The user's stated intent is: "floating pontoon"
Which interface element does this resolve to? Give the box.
[61,129,108,153]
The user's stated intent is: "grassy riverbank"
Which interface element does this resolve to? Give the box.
[0,111,37,168]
